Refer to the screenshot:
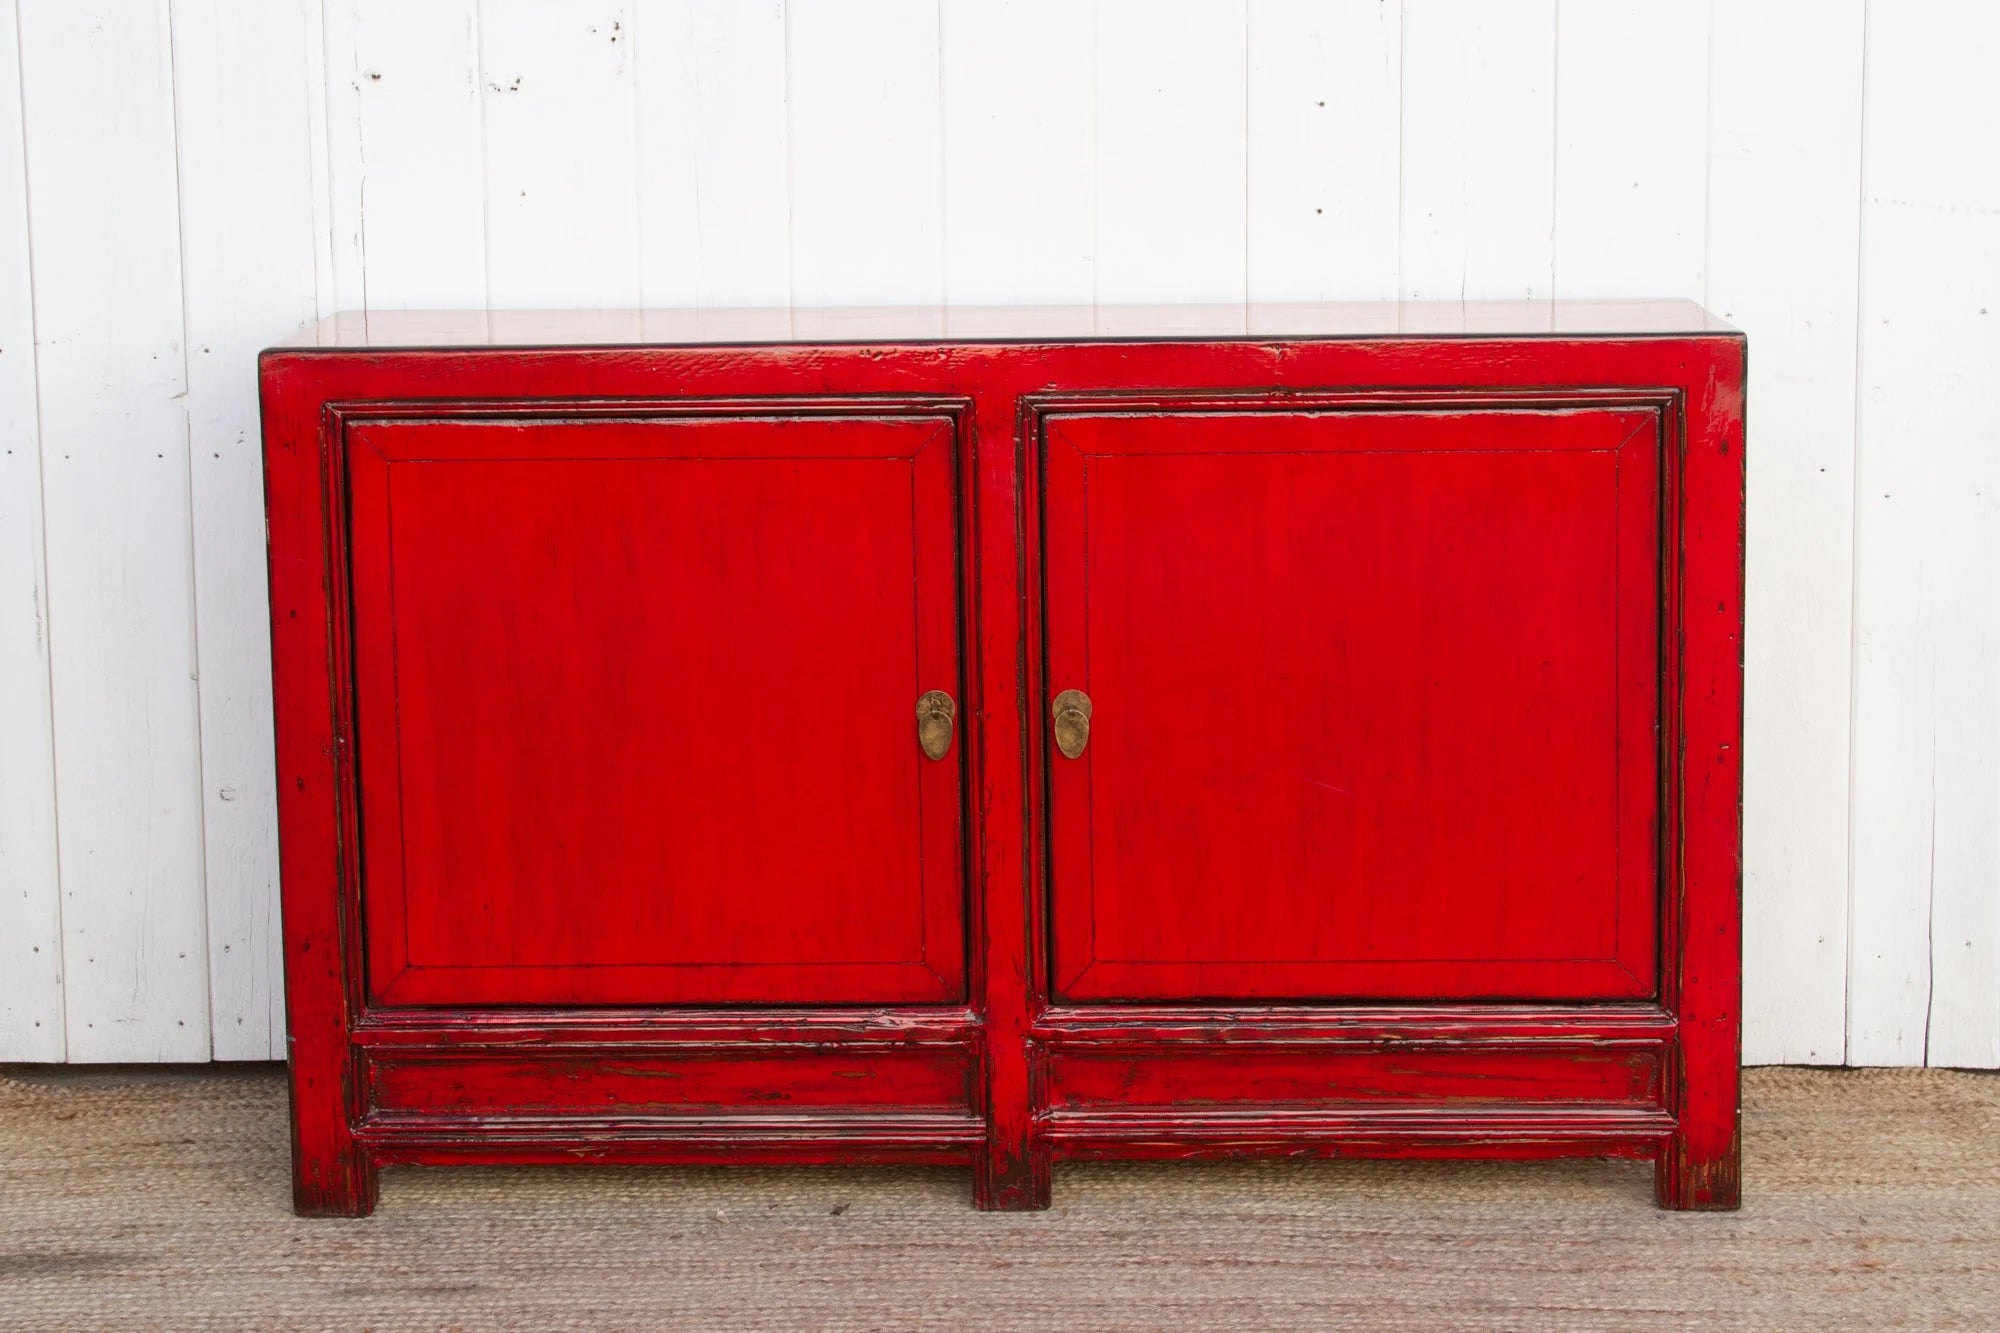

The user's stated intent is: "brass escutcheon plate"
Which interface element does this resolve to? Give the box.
[1052,688,1092,760]
[916,689,956,761]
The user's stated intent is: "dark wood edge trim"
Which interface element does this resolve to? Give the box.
[357,1111,986,1151]
[328,394,977,421]
[1026,387,1679,417]
[261,331,1748,362]
[1033,1003,1677,1047]
[368,1144,976,1170]
[352,1006,982,1049]
[1040,1104,1675,1150]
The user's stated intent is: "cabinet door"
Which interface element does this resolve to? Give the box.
[1043,404,1659,1002]
[346,411,965,1006]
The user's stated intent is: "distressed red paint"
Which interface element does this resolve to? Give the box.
[260,302,1744,1214]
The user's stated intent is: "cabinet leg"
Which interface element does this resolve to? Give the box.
[1654,1128,1740,1210]
[973,1143,1051,1211]
[293,1145,379,1218]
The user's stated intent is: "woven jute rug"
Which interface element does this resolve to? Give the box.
[1,1065,1996,1331]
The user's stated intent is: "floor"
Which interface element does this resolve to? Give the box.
[1,1066,1996,1331]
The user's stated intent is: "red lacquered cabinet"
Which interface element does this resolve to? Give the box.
[260,302,1745,1215]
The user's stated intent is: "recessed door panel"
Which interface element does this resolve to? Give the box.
[1043,404,1659,1002]
[346,411,965,1006]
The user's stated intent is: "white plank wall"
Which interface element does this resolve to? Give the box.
[941,0,1094,308]
[330,2,487,311]
[787,1,942,309]
[0,1,1994,1066]
[1551,1,1708,300]
[1713,0,1867,1067]
[0,0,63,1061]
[480,0,642,309]
[1400,1,1556,302]
[169,0,323,1059]
[15,0,210,1062]
[1246,0,1400,304]
[1094,0,1247,312]
[1848,1,2000,1069]
[633,0,791,309]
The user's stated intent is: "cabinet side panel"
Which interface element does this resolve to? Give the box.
[1658,339,1746,1209]
[261,354,373,1215]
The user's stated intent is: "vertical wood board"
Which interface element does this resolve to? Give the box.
[940,0,1094,308]
[1093,0,1250,313]
[1400,0,1557,301]
[17,0,209,1061]
[1245,0,1401,302]
[1709,0,1865,1066]
[168,0,326,1059]
[478,0,642,308]
[0,0,63,1061]
[1552,0,1708,298]
[1848,0,2000,1068]
[632,0,791,309]
[786,0,943,309]
[333,0,487,310]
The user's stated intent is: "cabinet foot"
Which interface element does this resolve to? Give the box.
[293,1149,379,1218]
[1654,1133,1740,1211]
[972,1145,1051,1211]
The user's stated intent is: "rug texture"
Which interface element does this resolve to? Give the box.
[1,1065,1996,1330]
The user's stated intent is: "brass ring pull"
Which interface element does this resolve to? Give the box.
[916,690,956,761]
[1052,688,1092,759]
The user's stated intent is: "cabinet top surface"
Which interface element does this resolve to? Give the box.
[274,300,1738,351]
